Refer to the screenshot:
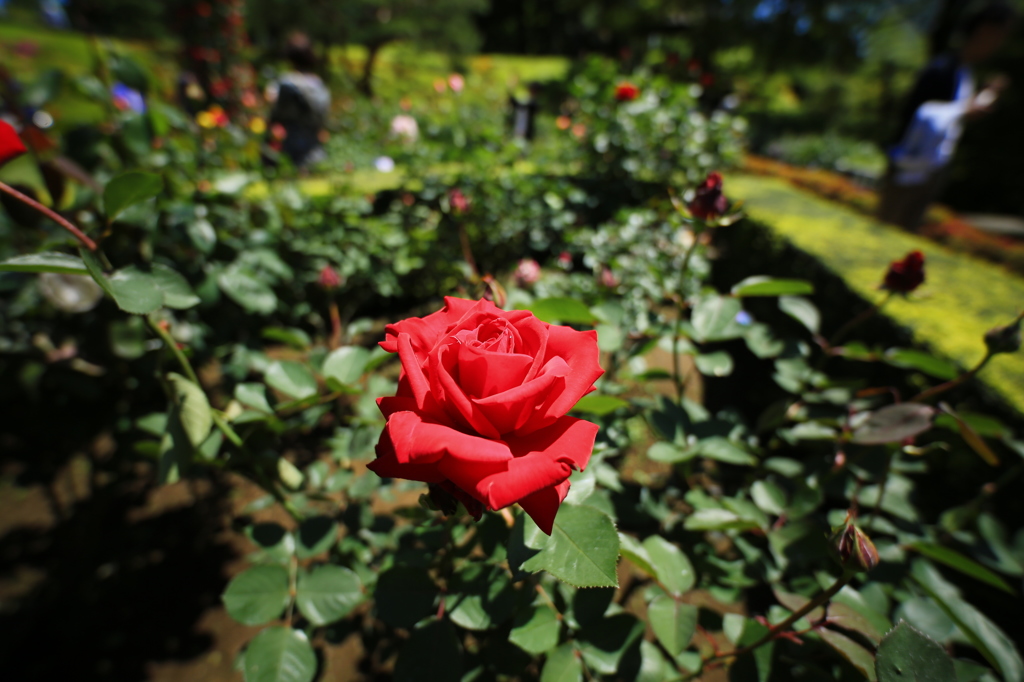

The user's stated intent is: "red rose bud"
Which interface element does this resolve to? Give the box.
[367,297,604,535]
[699,72,716,87]
[0,121,27,168]
[557,251,573,270]
[318,265,342,290]
[689,171,728,220]
[833,523,880,572]
[448,188,470,214]
[614,82,640,102]
[882,250,925,294]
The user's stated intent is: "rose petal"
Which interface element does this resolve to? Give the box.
[381,296,480,354]
[368,425,446,483]
[385,410,512,465]
[518,480,571,535]
[457,341,533,399]
[431,343,502,439]
[473,356,570,435]
[0,121,27,168]
[525,327,603,428]
[436,416,598,511]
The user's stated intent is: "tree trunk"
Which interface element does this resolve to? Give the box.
[358,40,386,97]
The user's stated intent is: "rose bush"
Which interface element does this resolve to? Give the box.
[367,297,604,534]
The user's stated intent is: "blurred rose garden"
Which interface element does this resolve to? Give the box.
[2,1,1024,681]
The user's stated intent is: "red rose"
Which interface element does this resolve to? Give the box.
[368,297,604,534]
[689,171,728,220]
[0,121,27,168]
[882,251,925,293]
[614,82,640,102]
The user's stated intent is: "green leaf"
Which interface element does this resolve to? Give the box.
[731,276,814,297]
[242,626,317,682]
[683,508,760,532]
[219,265,277,314]
[245,523,295,564]
[322,346,371,386]
[265,361,318,400]
[577,614,644,674]
[690,294,745,341]
[445,564,516,631]
[223,565,291,626]
[572,394,629,416]
[697,437,758,466]
[883,349,959,380]
[374,565,438,628]
[911,560,1024,681]
[104,171,162,222]
[295,515,337,559]
[618,533,656,577]
[509,605,561,655]
[512,504,620,588]
[641,536,695,596]
[107,267,163,314]
[852,404,935,445]
[909,543,1016,594]
[236,383,273,414]
[394,619,462,682]
[648,595,697,656]
[695,351,734,376]
[0,252,89,275]
[820,627,877,681]
[149,264,200,309]
[295,565,362,626]
[596,323,625,352]
[79,247,116,299]
[541,643,582,682]
[525,297,598,324]
[876,622,956,682]
[779,295,821,334]
[750,480,787,516]
[167,373,212,448]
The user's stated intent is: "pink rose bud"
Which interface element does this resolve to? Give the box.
[513,258,541,287]
[318,265,342,290]
[599,267,619,288]
[367,298,604,535]
[448,188,470,214]
[833,523,880,572]
[557,251,573,269]
[448,73,465,93]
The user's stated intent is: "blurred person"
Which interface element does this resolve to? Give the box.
[509,81,542,141]
[878,1,1016,230]
[265,32,331,168]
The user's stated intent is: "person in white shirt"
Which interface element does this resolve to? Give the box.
[878,2,1015,229]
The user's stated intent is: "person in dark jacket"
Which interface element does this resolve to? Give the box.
[878,1,1015,229]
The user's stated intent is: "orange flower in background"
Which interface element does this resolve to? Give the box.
[571,123,587,139]
[555,115,571,130]
[614,81,640,102]
[249,117,266,135]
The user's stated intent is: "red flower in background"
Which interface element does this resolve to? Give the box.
[700,72,716,88]
[367,298,604,534]
[614,82,640,102]
[882,251,925,293]
[318,265,342,290]
[449,188,470,214]
[0,121,26,168]
[689,171,729,220]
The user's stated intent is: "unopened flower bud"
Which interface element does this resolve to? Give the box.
[984,317,1022,356]
[318,265,342,290]
[832,523,879,572]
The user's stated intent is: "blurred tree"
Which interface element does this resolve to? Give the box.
[247,0,489,95]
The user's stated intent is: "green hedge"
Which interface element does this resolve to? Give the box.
[728,174,1024,416]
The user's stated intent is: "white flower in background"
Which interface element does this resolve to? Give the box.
[374,156,396,173]
[389,114,419,142]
